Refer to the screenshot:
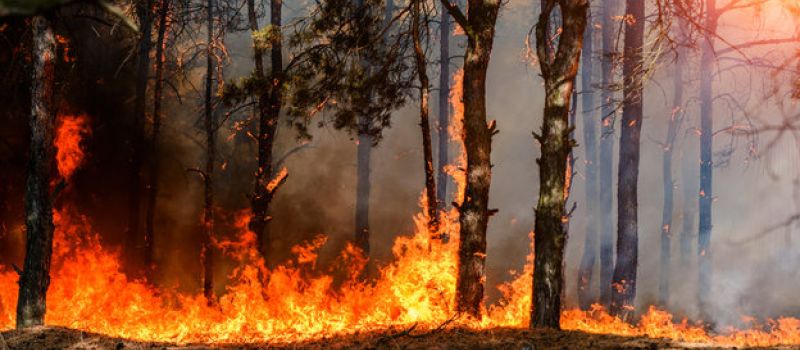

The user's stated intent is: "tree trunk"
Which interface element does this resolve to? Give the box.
[247,0,283,264]
[698,0,717,318]
[16,15,56,329]
[355,130,372,254]
[411,0,438,231]
[531,0,588,329]
[439,0,500,318]
[436,1,450,209]
[144,0,170,282]
[127,0,154,273]
[597,0,618,308]
[576,8,598,310]
[202,0,216,303]
[680,129,696,267]
[609,0,643,321]
[658,33,684,307]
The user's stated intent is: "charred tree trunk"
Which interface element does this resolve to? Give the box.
[609,0,643,321]
[127,0,154,272]
[439,0,500,318]
[247,0,283,263]
[658,38,684,307]
[411,0,438,231]
[698,0,717,318]
[576,8,598,310]
[16,15,56,329]
[436,1,450,208]
[201,0,216,302]
[144,0,170,282]
[597,0,617,308]
[531,0,588,329]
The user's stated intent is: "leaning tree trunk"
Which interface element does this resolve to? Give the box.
[658,35,684,307]
[16,15,56,329]
[127,0,154,273]
[610,0,644,321]
[597,0,618,308]
[576,7,598,310]
[436,0,450,208]
[531,0,589,329]
[247,0,283,263]
[201,0,216,302]
[698,0,717,318]
[439,0,500,318]
[411,0,438,231]
[144,0,170,282]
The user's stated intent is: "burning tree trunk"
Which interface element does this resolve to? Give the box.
[698,0,717,317]
[597,0,618,308]
[531,0,588,329]
[436,1,450,209]
[247,0,284,263]
[202,0,216,302]
[610,0,643,320]
[144,0,170,281]
[658,40,684,307]
[439,0,500,318]
[576,7,598,310]
[16,14,56,329]
[411,0,438,231]
[127,0,154,273]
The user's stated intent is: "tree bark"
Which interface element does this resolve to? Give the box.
[698,0,717,318]
[436,0,450,209]
[439,0,500,318]
[127,0,154,273]
[144,0,170,282]
[576,7,598,310]
[202,0,216,302]
[247,0,283,264]
[610,0,644,321]
[531,0,588,329]
[597,0,617,308]
[16,14,56,329]
[411,0,438,231]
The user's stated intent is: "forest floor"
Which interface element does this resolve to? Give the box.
[2,326,795,350]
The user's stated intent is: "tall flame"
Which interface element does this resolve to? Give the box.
[54,114,90,180]
[1,93,800,347]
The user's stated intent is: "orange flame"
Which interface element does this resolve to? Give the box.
[1,90,800,348]
[55,114,90,180]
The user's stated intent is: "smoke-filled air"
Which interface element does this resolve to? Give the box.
[2,0,800,348]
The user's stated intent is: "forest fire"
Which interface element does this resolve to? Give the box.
[0,73,797,349]
[4,0,800,348]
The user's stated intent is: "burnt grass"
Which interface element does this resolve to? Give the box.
[2,326,796,350]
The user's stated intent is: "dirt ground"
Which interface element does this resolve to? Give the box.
[0,326,793,350]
